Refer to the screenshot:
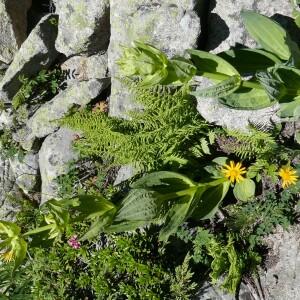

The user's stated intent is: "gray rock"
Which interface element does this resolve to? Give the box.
[196,98,281,131]
[39,128,78,203]
[0,0,32,64]
[12,126,39,152]
[9,152,39,196]
[54,0,110,57]
[61,53,108,83]
[0,109,14,130]
[0,14,59,102]
[207,0,294,53]
[0,155,21,221]
[25,78,109,141]
[258,225,300,300]
[113,165,136,186]
[108,0,201,117]
[196,281,252,300]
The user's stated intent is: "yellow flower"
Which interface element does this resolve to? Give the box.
[278,166,298,189]
[222,161,247,183]
[1,250,14,263]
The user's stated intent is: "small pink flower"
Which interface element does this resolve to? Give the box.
[68,235,81,249]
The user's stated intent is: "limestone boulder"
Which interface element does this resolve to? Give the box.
[108,0,202,117]
[39,128,78,204]
[258,225,300,299]
[0,156,21,221]
[61,53,108,83]
[0,14,59,102]
[0,0,32,64]
[15,78,109,151]
[206,0,295,53]
[54,0,110,57]
[9,152,39,196]
[196,98,281,131]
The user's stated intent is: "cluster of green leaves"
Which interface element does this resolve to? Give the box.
[227,189,299,248]
[62,82,211,171]
[0,129,25,159]
[118,41,196,87]
[174,188,299,294]
[193,11,300,143]
[118,12,300,142]
[1,226,197,300]
[176,227,261,294]
[12,68,64,111]
[106,171,229,242]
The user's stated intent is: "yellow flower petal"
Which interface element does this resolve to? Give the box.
[278,166,298,189]
[221,161,247,184]
[1,250,14,263]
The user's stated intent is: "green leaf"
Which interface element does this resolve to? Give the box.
[270,66,300,101]
[219,48,281,75]
[133,41,168,65]
[187,49,240,77]
[200,138,211,155]
[279,98,300,118]
[0,221,21,238]
[220,86,273,109]
[168,57,197,83]
[132,171,196,193]
[191,75,241,98]
[114,189,165,223]
[11,238,27,270]
[41,200,70,228]
[72,194,116,221]
[159,185,207,241]
[192,181,230,220]
[81,210,116,241]
[138,68,168,88]
[233,178,256,201]
[256,71,286,101]
[105,220,149,233]
[293,8,300,28]
[241,10,292,60]
[296,130,300,144]
[212,157,229,166]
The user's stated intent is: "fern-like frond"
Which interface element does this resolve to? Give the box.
[62,80,211,172]
[218,128,277,160]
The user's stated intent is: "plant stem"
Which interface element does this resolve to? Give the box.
[199,72,263,90]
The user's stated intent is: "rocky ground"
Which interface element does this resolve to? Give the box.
[0,1,299,299]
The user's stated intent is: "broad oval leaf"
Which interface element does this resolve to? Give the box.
[73,194,116,221]
[192,181,230,220]
[220,86,273,109]
[269,66,300,101]
[279,98,300,118]
[233,178,256,201]
[241,11,291,60]
[187,49,240,77]
[167,56,197,83]
[159,186,207,241]
[132,171,196,193]
[219,48,281,75]
[256,71,286,102]
[114,189,164,223]
[191,75,241,98]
